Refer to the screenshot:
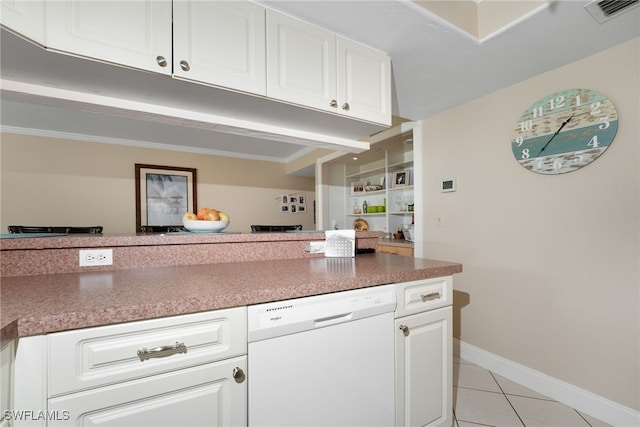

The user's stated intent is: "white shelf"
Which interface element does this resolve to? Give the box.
[346,165,386,179]
[388,160,414,170]
[389,185,414,192]
[349,189,386,198]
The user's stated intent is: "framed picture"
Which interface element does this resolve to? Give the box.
[392,170,409,187]
[135,164,197,232]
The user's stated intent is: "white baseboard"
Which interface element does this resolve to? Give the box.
[454,339,640,427]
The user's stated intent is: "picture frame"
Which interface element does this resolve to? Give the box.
[392,170,409,188]
[135,164,197,232]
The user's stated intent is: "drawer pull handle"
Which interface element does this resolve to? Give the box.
[399,325,410,336]
[137,341,187,362]
[421,292,440,302]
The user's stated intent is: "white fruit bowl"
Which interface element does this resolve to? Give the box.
[183,219,230,233]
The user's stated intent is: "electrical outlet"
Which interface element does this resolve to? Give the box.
[79,249,113,267]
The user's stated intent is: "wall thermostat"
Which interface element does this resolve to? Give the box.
[441,178,456,193]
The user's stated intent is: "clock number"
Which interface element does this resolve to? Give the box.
[590,101,602,116]
[521,148,530,159]
[598,116,610,130]
[588,135,600,149]
[532,106,543,118]
[549,96,565,110]
[553,158,563,170]
[515,136,524,146]
[519,120,533,131]
[574,94,582,106]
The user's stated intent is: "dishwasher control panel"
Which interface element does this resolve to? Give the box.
[247,284,396,342]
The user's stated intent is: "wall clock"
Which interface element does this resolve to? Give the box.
[511,88,618,175]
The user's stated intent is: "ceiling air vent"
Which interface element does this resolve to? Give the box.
[585,0,640,24]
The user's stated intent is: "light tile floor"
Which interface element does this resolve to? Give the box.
[453,355,612,427]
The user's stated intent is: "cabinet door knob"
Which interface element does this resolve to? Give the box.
[156,56,167,67]
[341,102,350,111]
[399,325,410,337]
[329,99,338,108]
[233,367,246,383]
[180,60,191,72]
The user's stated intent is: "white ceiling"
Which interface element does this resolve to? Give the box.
[1,0,638,176]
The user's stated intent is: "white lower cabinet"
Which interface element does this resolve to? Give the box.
[1,339,15,427]
[395,277,453,427]
[13,307,247,427]
[48,356,247,427]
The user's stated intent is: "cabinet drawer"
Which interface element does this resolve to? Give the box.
[48,307,246,397]
[395,276,452,317]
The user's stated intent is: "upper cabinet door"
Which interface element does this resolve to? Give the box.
[266,9,337,113]
[45,0,172,75]
[173,1,266,95]
[1,0,45,45]
[337,37,392,126]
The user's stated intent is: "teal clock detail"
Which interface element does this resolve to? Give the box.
[512,89,618,175]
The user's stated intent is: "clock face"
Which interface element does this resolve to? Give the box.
[512,89,618,175]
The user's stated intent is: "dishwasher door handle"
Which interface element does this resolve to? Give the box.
[314,312,353,328]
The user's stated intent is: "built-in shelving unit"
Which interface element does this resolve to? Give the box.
[321,122,417,235]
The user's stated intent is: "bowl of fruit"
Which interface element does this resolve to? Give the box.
[182,207,230,233]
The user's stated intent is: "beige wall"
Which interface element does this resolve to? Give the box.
[420,38,639,410]
[0,134,316,233]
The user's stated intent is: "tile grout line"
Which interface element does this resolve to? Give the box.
[489,370,527,427]
[455,359,606,427]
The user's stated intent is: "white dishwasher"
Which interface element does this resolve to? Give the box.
[247,284,397,427]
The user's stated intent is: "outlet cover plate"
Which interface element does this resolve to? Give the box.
[79,249,113,267]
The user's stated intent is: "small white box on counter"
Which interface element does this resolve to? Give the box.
[324,230,355,257]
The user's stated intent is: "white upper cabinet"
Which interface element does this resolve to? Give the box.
[0,0,45,45]
[45,1,172,75]
[267,9,391,126]
[173,1,266,95]
[266,9,337,113]
[337,37,391,126]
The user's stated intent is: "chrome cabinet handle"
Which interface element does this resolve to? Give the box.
[137,341,187,362]
[156,56,167,67]
[233,367,246,383]
[399,325,409,337]
[341,102,350,111]
[329,99,338,108]
[421,291,440,302]
[180,60,191,71]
